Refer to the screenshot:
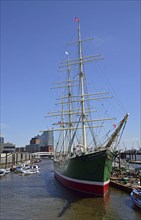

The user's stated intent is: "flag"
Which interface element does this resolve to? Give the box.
[75,17,79,22]
[58,121,65,125]
[113,124,116,128]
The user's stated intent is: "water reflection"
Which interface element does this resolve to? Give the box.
[43,160,112,219]
[43,160,141,220]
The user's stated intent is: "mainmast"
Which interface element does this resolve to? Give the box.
[76,18,87,150]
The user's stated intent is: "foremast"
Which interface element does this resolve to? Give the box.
[66,52,73,153]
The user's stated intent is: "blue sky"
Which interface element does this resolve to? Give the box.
[1,0,140,149]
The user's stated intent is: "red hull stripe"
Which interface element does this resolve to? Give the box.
[54,171,110,196]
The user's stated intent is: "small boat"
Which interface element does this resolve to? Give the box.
[21,169,37,175]
[5,168,11,174]
[31,164,40,173]
[21,164,40,175]
[23,164,31,170]
[130,189,141,209]
[0,169,6,177]
[14,164,40,175]
[14,166,23,173]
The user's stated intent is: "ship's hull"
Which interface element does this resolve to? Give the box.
[54,149,113,196]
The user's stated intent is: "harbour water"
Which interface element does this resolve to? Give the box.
[0,159,141,220]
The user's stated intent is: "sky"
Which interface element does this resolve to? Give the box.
[1,0,140,149]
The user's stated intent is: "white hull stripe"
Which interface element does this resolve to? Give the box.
[55,170,110,186]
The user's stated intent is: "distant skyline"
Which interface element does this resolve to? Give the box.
[1,0,140,149]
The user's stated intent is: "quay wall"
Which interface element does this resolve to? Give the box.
[0,152,33,168]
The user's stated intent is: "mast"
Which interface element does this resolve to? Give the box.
[61,99,65,155]
[76,18,87,150]
[66,52,73,152]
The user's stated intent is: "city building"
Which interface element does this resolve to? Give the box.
[0,136,4,144]
[0,136,16,153]
[26,143,40,153]
[15,147,26,152]
[2,143,16,153]
[26,130,54,153]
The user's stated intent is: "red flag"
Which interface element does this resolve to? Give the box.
[75,17,79,22]
[58,121,65,125]
[113,124,116,128]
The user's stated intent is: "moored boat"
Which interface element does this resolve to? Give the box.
[5,168,11,174]
[0,169,6,177]
[130,189,141,208]
[44,18,129,196]
[54,149,113,196]
[21,169,37,175]
[14,164,40,175]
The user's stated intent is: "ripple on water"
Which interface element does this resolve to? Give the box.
[0,160,141,220]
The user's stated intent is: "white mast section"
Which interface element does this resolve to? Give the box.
[77,19,87,150]
[61,99,66,155]
[66,52,73,152]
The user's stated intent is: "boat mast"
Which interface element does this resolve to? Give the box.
[62,99,65,155]
[66,52,73,152]
[77,19,87,150]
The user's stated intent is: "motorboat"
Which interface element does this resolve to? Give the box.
[0,169,6,177]
[130,189,141,209]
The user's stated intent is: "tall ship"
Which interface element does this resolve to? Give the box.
[46,18,129,196]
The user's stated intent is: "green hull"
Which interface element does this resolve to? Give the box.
[54,149,114,196]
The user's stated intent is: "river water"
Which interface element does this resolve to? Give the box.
[0,159,141,220]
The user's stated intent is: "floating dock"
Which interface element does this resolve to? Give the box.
[110,180,133,193]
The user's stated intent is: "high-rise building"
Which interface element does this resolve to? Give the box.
[26,130,54,153]
[40,130,54,146]
[0,136,4,144]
